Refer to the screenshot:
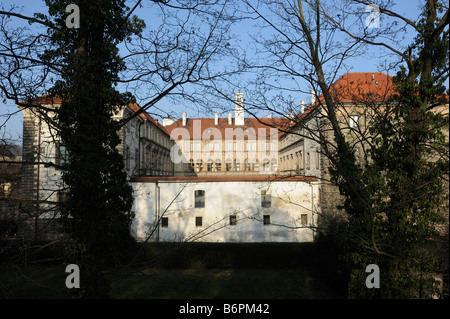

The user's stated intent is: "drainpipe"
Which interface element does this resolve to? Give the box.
[155,181,160,242]
[35,116,41,240]
[138,121,142,175]
[310,182,315,240]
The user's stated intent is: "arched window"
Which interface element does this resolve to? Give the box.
[263,158,270,172]
[244,159,250,171]
[207,158,213,171]
[214,158,221,172]
[196,159,203,172]
[226,158,232,171]
[271,158,277,171]
[233,159,240,171]
[253,159,259,172]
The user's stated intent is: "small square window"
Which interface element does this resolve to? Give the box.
[229,215,237,226]
[57,191,68,204]
[349,115,359,128]
[301,214,308,226]
[263,215,270,225]
[195,216,203,227]
[161,217,169,228]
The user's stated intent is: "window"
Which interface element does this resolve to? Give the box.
[56,142,69,166]
[306,152,310,170]
[244,159,251,171]
[253,159,259,172]
[226,158,232,171]
[207,158,213,171]
[316,150,320,169]
[161,217,169,228]
[233,159,240,171]
[261,190,271,208]
[229,215,237,226]
[195,216,203,227]
[263,215,270,225]
[262,158,270,172]
[271,159,277,171]
[57,191,68,204]
[349,115,359,128]
[214,159,221,172]
[299,151,303,169]
[196,159,203,172]
[301,214,308,226]
[189,159,195,171]
[195,190,205,208]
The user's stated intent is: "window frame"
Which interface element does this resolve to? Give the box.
[161,217,169,228]
[194,190,205,208]
[261,190,271,208]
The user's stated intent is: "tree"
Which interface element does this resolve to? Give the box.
[39,0,146,298]
[0,0,237,297]
[237,0,448,298]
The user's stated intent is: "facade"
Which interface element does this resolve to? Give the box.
[279,72,449,232]
[16,72,447,243]
[131,176,319,243]
[164,92,289,177]
[16,98,173,239]
[131,91,316,243]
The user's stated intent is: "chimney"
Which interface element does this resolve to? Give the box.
[311,89,316,105]
[214,112,218,125]
[301,100,305,113]
[228,112,232,125]
[267,113,272,118]
[182,112,187,126]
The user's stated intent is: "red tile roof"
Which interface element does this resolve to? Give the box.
[281,72,396,137]
[132,175,318,182]
[328,72,395,103]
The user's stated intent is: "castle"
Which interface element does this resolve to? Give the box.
[15,72,449,243]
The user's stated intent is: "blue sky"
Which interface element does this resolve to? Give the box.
[0,0,425,142]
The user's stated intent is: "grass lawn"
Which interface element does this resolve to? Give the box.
[0,243,346,299]
[0,265,342,299]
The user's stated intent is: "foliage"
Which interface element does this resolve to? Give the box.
[329,43,448,302]
[39,0,144,298]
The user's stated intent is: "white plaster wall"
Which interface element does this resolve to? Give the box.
[131,180,319,243]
